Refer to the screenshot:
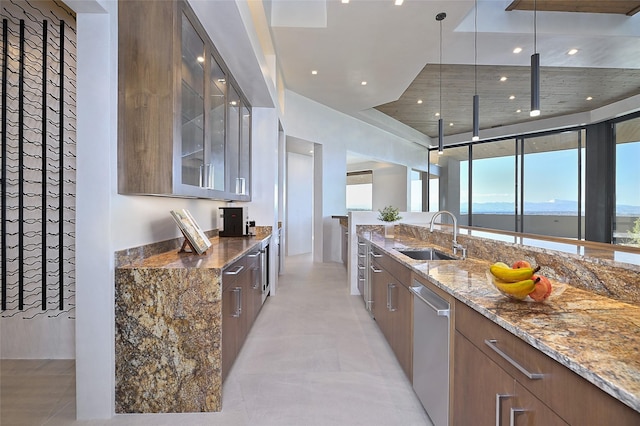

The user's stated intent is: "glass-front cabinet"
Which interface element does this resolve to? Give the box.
[118,0,251,200]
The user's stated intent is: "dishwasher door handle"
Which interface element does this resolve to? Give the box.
[410,285,450,317]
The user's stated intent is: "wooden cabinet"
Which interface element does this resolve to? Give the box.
[454,301,640,425]
[221,256,247,381]
[370,249,413,380]
[118,0,250,200]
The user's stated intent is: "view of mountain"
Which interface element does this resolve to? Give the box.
[461,199,640,215]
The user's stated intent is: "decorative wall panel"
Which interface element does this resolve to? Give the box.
[1,0,76,320]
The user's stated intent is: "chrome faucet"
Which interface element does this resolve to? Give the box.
[429,210,466,259]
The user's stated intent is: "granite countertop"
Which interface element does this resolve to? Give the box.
[362,231,640,414]
[118,230,272,270]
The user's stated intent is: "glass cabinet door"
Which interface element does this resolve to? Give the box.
[226,84,241,194]
[239,103,251,196]
[180,13,205,187]
[206,57,226,191]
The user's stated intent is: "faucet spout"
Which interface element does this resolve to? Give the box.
[429,210,466,259]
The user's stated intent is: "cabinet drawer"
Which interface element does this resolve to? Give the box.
[370,248,411,288]
[456,301,640,425]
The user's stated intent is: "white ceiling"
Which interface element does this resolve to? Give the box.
[266,0,640,130]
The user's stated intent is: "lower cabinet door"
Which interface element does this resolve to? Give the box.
[511,382,568,426]
[391,282,412,381]
[222,282,241,381]
[453,331,515,426]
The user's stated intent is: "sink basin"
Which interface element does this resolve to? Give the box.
[397,248,457,261]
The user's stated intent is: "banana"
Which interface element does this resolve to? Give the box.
[492,277,539,300]
[489,262,540,282]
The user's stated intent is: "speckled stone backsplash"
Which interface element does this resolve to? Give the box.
[395,223,640,305]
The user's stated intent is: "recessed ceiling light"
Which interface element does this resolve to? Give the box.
[513,47,522,54]
[435,112,440,117]
[197,56,205,63]
[417,99,423,104]
[361,81,367,86]
[500,76,508,82]
[395,0,404,5]
[449,122,454,127]
[509,95,515,100]
[341,0,349,3]
[516,109,522,113]
[568,48,579,55]
[311,70,318,75]
[586,96,593,101]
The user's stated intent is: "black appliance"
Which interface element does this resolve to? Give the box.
[219,207,248,237]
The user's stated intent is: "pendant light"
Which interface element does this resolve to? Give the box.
[530,0,540,117]
[472,0,479,141]
[436,12,446,154]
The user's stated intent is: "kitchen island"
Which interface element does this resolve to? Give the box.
[360,223,640,419]
[114,229,271,413]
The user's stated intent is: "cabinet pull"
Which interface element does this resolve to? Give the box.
[370,265,382,273]
[387,283,397,311]
[358,265,366,271]
[496,393,512,426]
[358,242,366,247]
[509,408,526,426]
[247,251,260,258]
[232,287,242,317]
[485,339,544,380]
[224,265,244,275]
[370,251,382,258]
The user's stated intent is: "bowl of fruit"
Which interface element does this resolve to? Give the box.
[487,260,560,302]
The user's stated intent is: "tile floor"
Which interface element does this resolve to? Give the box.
[1,254,431,425]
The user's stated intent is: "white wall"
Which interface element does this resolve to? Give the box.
[286,152,313,255]
[284,91,430,263]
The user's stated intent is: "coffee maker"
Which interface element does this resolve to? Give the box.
[219,207,248,237]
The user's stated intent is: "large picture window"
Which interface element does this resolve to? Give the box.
[615,116,640,247]
[346,171,373,211]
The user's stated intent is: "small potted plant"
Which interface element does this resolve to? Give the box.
[378,205,402,238]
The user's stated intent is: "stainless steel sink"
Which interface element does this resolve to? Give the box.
[397,248,457,261]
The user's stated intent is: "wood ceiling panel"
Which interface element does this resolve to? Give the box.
[374,64,640,138]
[506,0,640,16]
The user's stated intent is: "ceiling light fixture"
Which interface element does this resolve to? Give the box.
[513,47,522,54]
[311,70,318,75]
[509,95,515,100]
[341,0,349,3]
[530,0,540,117]
[361,81,367,85]
[568,48,578,55]
[586,96,593,101]
[500,76,507,82]
[436,12,446,155]
[472,0,479,142]
[417,99,423,104]
[395,0,404,5]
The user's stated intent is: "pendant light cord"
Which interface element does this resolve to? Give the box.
[439,17,442,115]
[474,0,477,96]
[533,0,537,54]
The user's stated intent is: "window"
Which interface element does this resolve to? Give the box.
[346,171,373,211]
[615,116,640,247]
[429,147,468,223]
[471,139,517,232]
[522,131,584,238]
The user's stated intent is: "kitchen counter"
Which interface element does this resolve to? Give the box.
[360,225,640,414]
[115,229,271,413]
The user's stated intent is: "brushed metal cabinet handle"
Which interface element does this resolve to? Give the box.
[387,283,397,311]
[485,339,544,380]
[509,408,527,426]
[496,393,512,426]
[370,265,382,273]
[224,265,245,275]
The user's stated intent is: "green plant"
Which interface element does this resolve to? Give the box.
[631,217,640,246]
[377,205,402,222]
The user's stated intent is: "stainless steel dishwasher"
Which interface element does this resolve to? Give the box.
[410,282,451,426]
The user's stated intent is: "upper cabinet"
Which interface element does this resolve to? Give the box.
[118,0,251,201]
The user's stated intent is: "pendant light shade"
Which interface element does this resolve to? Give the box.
[530,53,540,117]
[472,94,479,140]
[438,118,444,154]
[436,12,446,154]
[530,0,540,117]
[472,0,479,141]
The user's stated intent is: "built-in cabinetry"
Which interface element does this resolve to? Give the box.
[118,0,250,200]
[454,301,640,425]
[370,248,413,380]
[221,247,263,381]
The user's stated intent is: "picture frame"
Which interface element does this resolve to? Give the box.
[170,209,212,255]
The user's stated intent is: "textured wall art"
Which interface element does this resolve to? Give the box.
[1,0,76,320]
